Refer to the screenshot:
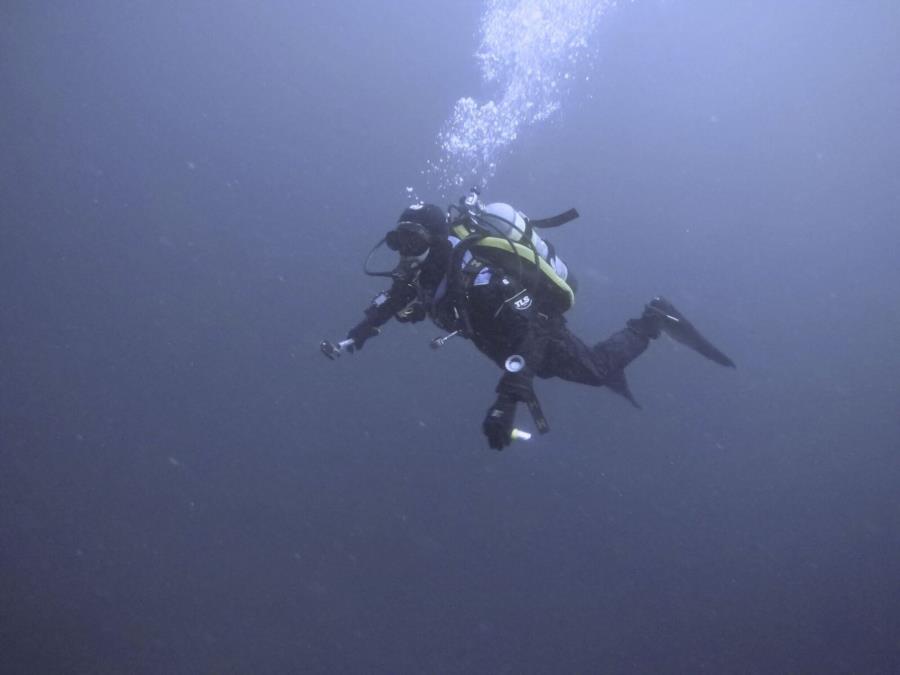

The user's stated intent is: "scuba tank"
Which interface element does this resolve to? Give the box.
[476,201,570,285]
[445,188,579,313]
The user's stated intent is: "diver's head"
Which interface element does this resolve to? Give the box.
[386,203,448,257]
[364,203,449,278]
[386,221,431,257]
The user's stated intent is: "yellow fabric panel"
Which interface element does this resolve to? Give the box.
[451,224,470,239]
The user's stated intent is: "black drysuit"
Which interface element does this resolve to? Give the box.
[347,245,656,449]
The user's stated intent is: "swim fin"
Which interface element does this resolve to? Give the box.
[605,368,642,409]
[645,297,736,368]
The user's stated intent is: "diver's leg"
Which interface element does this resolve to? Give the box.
[594,323,655,374]
[536,298,734,410]
[528,312,655,408]
[539,319,653,386]
[546,295,737,382]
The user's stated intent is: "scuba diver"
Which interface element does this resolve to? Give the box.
[322,189,735,450]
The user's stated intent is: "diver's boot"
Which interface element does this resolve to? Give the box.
[626,300,665,340]
[637,296,736,368]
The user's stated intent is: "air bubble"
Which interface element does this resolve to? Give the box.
[427,0,613,194]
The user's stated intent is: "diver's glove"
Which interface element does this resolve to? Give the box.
[395,301,426,323]
[483,394,517,451]
[346,322,380,352]
[483,371,535,450]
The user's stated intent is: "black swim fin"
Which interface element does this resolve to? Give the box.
[645,297,736,368]
[605,369,642,409]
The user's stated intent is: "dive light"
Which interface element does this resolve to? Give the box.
[320,338,356,360]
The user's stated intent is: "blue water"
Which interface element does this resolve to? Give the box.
[2,2,899,673]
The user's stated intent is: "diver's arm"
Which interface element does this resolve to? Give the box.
[346,280,418,351]
[481,279,542,449]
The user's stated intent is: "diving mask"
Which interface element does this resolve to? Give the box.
[385,221,431,257]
